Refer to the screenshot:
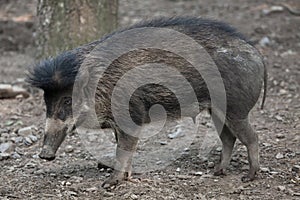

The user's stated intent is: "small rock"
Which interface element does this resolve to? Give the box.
[1,133,9,138]
[176,175,191,179]
[0,152,11,160]
[279,89,288,95]
[183,148,189,152]
[28,135,38,142]
[24,137,33,145]
[194,171,203,176]
[216,147,222,152]
[67,191,77,196]
[160,141,167,145]
[270,171,279,175]
[275,153,284,159]
[277,185,286,192]
[18,126,32,137]
[199,156,208,162]
[205,122,213,128]
[176,167,181,172]
[207,162,215,168]
[103,191,114,197]
[25,161,37,168]
[156,161,162,165]
[168,126,185,139]
[201,174,214,179]
[262,143,272,147]
[65,182,72,186]
[259,36,270,47]
[32,154,39,159]
[65,145,74,153]
[281,50,296,57]
[12,152,21,159]
[130,194,138,200]
[262,6,284,15]
[86,187,98,192]
[275,133,285,139]
[14,136,24,144]
[274,115,283,121]
[260,167,270,173]
[292,165,300,173]
[0,142,13,153]
[273,63,281,68]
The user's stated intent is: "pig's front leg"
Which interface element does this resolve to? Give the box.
[102,128,138,189]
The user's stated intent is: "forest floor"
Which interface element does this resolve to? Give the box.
[0,0,299,199]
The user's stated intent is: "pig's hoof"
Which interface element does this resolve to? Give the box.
[241,174,255,182]
[214,168,226,176]
[102,177,122,189]
[127,177,144,183]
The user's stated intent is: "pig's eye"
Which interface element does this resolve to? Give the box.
[64,97,72,105]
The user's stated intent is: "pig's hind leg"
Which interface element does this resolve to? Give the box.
[227,117,260,182]
[210,111,237,176]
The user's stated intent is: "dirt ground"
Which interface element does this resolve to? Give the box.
[0,0,299,199]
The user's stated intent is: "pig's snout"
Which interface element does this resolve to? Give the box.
[39,145,56,161]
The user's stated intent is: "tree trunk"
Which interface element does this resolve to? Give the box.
[36,0,118,58]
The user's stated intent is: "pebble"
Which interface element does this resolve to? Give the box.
[18,126,33,137]
[274,115,283,121]
[292,165,300,173]
[176,175,191,179]
[183,148,189,152]
[160,141,167,145]
[259,36,271,47]
[14,136,23,143]
[67,191,77,196]
[260,167,270,173]
[130,194,139,200]
[12,152,21,159]
[200,174,214,179]
[277,185,286,192]
[0,142,13,153]
[262,6,284,15]
[24,137,33,145]
[65,145,74,153]
[25,161,37,168]
[156,161,162,165]
[275,133,285,139]
[207,161,215,168]
[216,147,222,152]
[275,152,284,159]
[176,167,181,172]
[0,152,11,160]
[103,191,114,197]
[168,126,185,139]
[29,135,38,142]
[86,187,98,192]
[194,171,203,176]
[270,171,279,175]
[262,143,272,147]
[65,182,72,186]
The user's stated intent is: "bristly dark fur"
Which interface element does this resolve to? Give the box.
[27,16,251,91]
[26,51,81,91]
[131,16,250,42]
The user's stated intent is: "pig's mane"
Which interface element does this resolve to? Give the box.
[26,51,81,91]
[27,16,251,91]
